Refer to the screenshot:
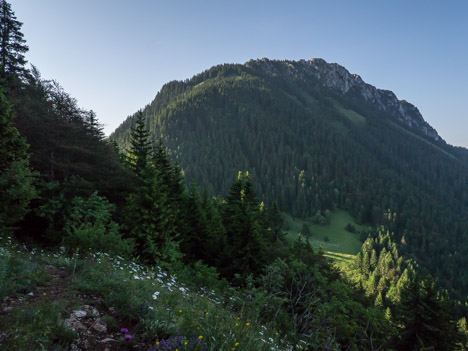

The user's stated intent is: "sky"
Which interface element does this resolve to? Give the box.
[9,0,468,148]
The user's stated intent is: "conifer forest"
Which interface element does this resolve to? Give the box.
[0,1,467,350]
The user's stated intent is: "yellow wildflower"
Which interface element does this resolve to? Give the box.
[199,335,203,340]
[235,342,239,347]
[245,322,250,326]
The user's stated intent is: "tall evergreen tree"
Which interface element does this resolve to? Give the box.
[128,110,151,175]
[221,172,266,280]
[397,276,460,350]
[124,112,180,263]
[0,0,28,82]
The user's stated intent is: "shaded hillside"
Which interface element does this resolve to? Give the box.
[111,59,468,300]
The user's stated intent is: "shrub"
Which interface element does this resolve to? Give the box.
[63,192,134,256]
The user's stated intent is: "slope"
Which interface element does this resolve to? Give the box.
[111,59,468,301]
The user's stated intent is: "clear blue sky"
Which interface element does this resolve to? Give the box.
[10,0,468,148]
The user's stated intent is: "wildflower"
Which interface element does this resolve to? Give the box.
[205,312,209,315]
[245,322,250,326]
[42,293,47,296]
[184,341,188,345]
[125,334,132,340]
[199,335,203,340]
[235,342,239,347]
[247,294,252,299]
[155,341,159,345]
[179,309,182,313]
[121,328,129,333]
[235,323,239,326]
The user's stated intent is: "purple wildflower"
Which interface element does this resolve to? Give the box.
[121,328,129,333]
[247,294,252,300]
[125,334,132,340]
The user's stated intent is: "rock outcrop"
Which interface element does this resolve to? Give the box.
[246,58,441,141]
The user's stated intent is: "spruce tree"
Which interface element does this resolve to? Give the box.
[124,111,180,263]
[397,276,460,350]
[128,110,151,175]
[0,0,28,82]
[221,172,266,280]
[267,201,284,242]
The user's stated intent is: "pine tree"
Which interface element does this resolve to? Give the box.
[0,0,28,82]
[124,111,180,263]
[221,172,266,280]
[397,276,460,350]
[128,110,151,175]
[0,88,35,230]
[267,201,284,242]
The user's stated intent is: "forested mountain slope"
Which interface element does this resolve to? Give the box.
[111,59,468,301]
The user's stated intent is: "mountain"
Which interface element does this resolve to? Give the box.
[111,58,468,300]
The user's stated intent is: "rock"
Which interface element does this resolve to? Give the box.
[83,304,99,317]
[72,310,87,318]
[64,317,87,331]
[92,318,107,333]
[27,292,34,296]
[100,338,116,343]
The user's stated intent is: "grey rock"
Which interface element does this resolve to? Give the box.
[72,310,87,318]
[92,318,107,333]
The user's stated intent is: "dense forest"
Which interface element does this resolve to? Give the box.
[111,59,468,304]
[1,0,467,349]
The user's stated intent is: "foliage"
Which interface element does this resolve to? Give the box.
[0,88,36,232]
[0,300,77,350]
[62,192,134,256]
[0,0,28,82]
[111,60,468,301]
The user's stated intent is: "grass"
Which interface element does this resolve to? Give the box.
[284,209,366,255]
[0,238,292,351]
[329,98,366,125]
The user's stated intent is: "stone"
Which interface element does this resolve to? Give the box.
[64,317,87,331]
[92,318,107,333]
[100,338,116,343]
[72,310,87,318]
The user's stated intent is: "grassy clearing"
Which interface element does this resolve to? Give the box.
[330,99,366,125]
[284,209,365,255]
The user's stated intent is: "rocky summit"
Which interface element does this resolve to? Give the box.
[247,58,440,141]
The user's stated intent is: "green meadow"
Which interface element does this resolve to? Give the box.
[284,209,365,255]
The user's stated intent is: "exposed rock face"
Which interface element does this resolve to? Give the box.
[246,58,441,141]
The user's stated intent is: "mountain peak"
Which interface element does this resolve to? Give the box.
[246,58,441,141]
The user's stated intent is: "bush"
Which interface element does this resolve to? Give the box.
[62,192,134,256]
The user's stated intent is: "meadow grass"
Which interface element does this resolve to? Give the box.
[284,209,365,255]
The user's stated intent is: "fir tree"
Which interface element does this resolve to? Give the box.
[397,276,460,350]
[0,0,28,82]
[267,201,284,242]
[128,110,151,175]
